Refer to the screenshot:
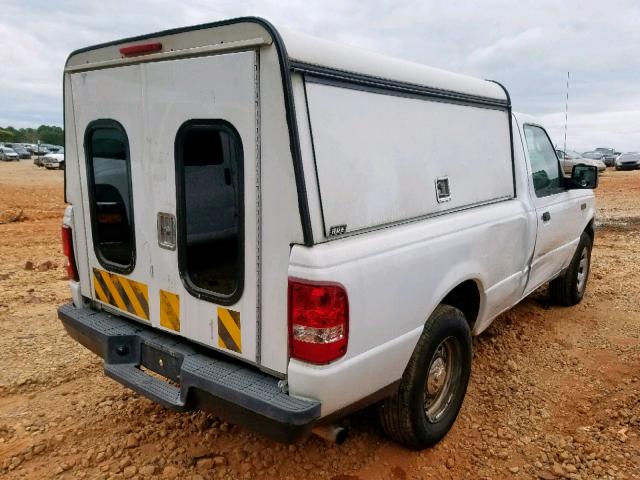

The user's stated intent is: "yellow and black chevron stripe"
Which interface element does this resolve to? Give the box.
[92,268,149,321]
[217,307,241,353]
[159,289,180,332]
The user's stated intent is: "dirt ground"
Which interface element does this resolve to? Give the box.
[0,160,638,480]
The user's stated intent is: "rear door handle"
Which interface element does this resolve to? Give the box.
[542,211,551,222]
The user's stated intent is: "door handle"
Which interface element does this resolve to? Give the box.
[542,211,551,222]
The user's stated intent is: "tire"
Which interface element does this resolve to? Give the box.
[377,304,472,449]
[549,232,592,306]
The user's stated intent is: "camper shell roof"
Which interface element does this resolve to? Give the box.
[65,17,508,106]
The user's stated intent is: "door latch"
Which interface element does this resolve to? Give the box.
[157,212,177,250]
[541,211,551,222]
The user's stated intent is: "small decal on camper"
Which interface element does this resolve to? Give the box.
[329,225,347,237]
[92,268,150,320]
[159,290,180,332]
[217,307,242,353]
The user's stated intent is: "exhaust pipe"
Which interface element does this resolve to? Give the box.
[312,424,348,444]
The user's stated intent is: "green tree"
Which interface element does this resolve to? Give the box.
[0,128,15,142]
[0,125,63,145]
[36,125,64,145]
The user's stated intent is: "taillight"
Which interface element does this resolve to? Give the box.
[61,225,79,281]
[288,279,349,364]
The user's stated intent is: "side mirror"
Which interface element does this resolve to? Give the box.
[568,164,598,189]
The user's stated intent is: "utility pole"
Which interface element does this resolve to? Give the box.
[563,71,570,154]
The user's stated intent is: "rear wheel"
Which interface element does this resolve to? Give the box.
[377,305,472,449]
[549,232,592,306]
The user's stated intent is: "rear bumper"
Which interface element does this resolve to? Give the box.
[58,303,320,442]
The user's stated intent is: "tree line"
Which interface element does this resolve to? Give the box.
[0,125,64,146]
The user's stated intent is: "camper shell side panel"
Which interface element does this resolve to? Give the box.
[297,73,514,238]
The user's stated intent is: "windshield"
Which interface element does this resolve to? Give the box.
[595,148,614,153]
[620,153,640,160]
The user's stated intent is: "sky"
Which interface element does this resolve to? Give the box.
[1,0,639,151]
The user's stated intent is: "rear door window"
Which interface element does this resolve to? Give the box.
[85,120,135,272]
[175,120,243,304]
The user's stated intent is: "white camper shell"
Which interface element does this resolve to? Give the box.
[59,17,597,447]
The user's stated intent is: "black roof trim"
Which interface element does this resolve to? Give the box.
[291,60,509,110]
[487,79,516,198]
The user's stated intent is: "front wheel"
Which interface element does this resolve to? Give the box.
[549,232,592,306]
[377,304,472,449]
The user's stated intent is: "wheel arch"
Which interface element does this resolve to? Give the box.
[439,279,483,331]
[584,217,595,244]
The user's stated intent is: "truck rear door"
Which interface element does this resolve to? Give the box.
[70,51,259,364]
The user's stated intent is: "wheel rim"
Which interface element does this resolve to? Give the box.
[576,246,589,293]
[424,336,460,422]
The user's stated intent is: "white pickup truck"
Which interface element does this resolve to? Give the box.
[58,17,598,449]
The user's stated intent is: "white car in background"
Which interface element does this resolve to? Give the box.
[0,146,20,161]
[556,149,606,175]
[41,149,64,169]
[615,152,640,171]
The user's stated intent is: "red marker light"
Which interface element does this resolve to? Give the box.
[61,225,79,282]
[119,42,162,57]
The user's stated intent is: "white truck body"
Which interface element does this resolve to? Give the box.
[59,17,596,442]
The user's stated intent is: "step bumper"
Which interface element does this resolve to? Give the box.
[58,303,320,442]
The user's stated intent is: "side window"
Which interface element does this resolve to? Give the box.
[85,120,135,272]
[523,125,564,197]
[175,120,243,304]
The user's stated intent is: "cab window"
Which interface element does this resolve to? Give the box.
[524,125,564,197]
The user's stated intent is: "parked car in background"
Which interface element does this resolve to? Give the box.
[0,147,20,161]
[594,147,617,166]
[42,149,64,170]
[11,145,32,159]
[556,149,606,175]
[42,144,63,153]
[33,145,50,156]
[583,151,606,162]
[615,152,640,171]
